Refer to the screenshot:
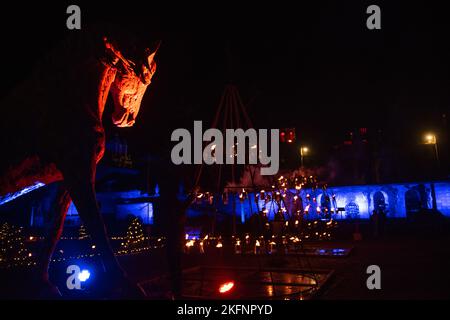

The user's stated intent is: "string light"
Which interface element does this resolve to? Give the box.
[119,218,146,255]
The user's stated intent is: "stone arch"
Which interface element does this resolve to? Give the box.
[369,190,389,213]
[316,193,323,207]
[405,189,421,214]
[315,192,332,218]
[345,201,360,219]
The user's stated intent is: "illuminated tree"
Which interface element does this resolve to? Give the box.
[124,218,145,252]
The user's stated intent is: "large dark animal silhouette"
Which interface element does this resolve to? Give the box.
[0,28,158,296]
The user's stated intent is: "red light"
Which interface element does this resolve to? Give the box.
[280,128,296,143]
[218,281,235,294]
[287,128,296,142]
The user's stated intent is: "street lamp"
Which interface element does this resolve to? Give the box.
[423,133,440,167]
[300,147,309,168]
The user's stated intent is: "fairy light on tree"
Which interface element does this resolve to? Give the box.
[122,218,145,253]
[0,223,34,268]
[78,224,89,240]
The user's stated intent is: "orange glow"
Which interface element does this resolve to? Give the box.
[185,240,194,247]
[424,133,437,144]
[219,281,235,294]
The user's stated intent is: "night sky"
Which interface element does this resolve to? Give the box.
[1,1,449,181]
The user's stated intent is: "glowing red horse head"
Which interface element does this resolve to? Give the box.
[104,37,159,127]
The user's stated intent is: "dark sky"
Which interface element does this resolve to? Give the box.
[1,1,449,175]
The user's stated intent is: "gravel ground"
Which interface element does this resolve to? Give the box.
[1,234,449,299]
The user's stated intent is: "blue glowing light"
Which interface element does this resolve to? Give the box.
[185,232,201,240]
[78,270,91,282]
[0,182,46,206]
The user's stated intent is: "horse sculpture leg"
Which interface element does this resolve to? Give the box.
[65,176,124,276]
[35,183,71,296]
[57,145,147,298]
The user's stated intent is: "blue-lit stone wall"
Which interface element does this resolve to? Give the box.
[435,182,450,216]
[187,181,450,221]
[67,190,154,225]
[35,181,450,226]
[115,203,153,224]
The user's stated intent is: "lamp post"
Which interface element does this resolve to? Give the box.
[424,133,440,210]
[424,133,440,168]
[300,147,309,168]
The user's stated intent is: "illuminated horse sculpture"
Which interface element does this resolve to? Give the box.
[0,29,159,297]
